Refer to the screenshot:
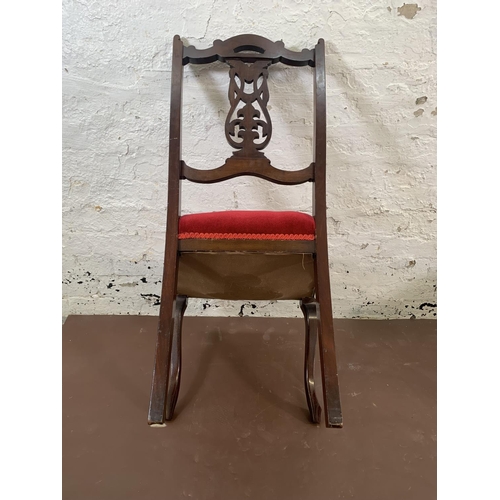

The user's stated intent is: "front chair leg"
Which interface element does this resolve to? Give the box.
[165,295,187,420]
[300,299,322,424]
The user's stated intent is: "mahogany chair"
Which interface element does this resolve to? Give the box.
[148,34,343,428]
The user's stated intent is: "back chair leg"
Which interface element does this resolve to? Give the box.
[165,296,187,420]
[148,285,178,426]
[316,291,343,428]
[300,299,322,424]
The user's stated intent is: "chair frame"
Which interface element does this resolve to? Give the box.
[148,34,343,428]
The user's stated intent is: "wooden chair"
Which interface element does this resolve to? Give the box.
[148,34,343,428]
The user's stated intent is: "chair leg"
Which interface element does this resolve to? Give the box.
[316,289,343,428]
[300,299,322,424]
[148,286,179,426]
[165,296,187,420]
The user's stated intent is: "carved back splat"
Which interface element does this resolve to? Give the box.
[225,59,272,159]
[179,35,317,185]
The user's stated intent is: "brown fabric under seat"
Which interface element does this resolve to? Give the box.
[177,252,315,300]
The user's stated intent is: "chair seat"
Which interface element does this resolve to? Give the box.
[178,210,315,240]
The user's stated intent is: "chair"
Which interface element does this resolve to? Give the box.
[148,34,343,428]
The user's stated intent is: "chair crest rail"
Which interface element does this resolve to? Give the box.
[182,34,316,67]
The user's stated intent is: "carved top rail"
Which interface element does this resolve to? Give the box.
[182,34,316,67]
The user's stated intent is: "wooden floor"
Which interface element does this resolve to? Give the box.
[63,316,436,500]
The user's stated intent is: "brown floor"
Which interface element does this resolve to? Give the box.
[63,316,436,500]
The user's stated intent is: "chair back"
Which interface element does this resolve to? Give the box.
[165,34,328,244]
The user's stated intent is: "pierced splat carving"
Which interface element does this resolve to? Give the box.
[225,59,272,158]
[180,36,316,185]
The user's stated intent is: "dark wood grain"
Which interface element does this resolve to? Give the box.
[183,34,315,67]
[225,59,272,157]
[148,35,184,426]
[312,38,343,428]
[300,299,322,424]
[182,45,315,184]
[165,296,188,421]
[181,159,314,185]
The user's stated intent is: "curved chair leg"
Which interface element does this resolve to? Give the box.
[165,295,188,420]
[300,299,322,424]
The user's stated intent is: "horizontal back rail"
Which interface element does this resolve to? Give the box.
[181,159,314,185]
[182,34,315,67]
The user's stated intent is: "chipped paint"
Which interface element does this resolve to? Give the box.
[398,3,422,19]
[62,0,437,319]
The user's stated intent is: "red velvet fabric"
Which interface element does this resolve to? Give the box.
[178,211,315,240]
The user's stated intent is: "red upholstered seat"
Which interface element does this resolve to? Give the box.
[178,211,315,240]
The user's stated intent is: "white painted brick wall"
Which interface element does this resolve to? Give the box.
[62,0,437,319]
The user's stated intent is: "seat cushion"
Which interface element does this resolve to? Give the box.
[178,210,315,240]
